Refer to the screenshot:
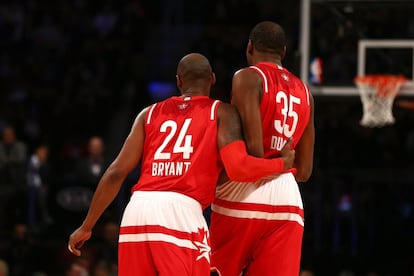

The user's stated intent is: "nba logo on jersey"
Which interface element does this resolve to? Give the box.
[309,57,323,84]
[177,103,189,110]
[281,73,290,82]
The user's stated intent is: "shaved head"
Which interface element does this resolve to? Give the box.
[175,53,215,97]
[176,53,212,82]
[249,21,286,56]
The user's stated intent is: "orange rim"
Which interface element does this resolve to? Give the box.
[354,74,408,97]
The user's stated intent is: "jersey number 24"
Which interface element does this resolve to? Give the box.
[154,118,194,160]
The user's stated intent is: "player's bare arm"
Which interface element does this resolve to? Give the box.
[294,93,315,182]
[231,68,264,157]
[216,103,294,182]
[68,107,148,256]
[216,102,243,147]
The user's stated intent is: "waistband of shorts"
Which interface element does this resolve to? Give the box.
[223,171,295,185]
[131,191,202,209]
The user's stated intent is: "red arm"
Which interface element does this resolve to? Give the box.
[216,102,294,183]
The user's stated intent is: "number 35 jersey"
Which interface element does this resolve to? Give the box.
[132,96,223,209]
[250,62,311,158]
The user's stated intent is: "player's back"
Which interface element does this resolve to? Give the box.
[249,62,311,159]
[132,96,222,209]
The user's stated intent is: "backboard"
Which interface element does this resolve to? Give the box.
[300,0,414,96]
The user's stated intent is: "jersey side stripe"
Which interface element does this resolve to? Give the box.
[249,66,269,93]
[210,100,220,120]
[146,103,157,124]
[304,84,310,106]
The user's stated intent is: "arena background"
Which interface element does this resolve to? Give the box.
[0,0,413,275]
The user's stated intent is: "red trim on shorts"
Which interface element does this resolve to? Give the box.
[120,225,194,240]
[213,198,304,219]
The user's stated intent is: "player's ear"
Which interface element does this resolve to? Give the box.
[176,74,182,88]
[246,40,253,56]
[211,72,216,85]
[281,46,287,60]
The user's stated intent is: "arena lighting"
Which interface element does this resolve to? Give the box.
[147,81,177,101]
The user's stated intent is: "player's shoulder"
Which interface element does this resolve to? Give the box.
[217,102,239,120]
[217,101,232,112]
[136,104,154,123]
[281,67,302,82]
[234,66,262,80]
[232,67,262,92]
[282,69,312,93]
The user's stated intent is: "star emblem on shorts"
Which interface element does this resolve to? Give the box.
[193,228,211,263]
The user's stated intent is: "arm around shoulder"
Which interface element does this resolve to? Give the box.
[217,103,293,182]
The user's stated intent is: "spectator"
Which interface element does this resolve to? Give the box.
[27,144,53,232]
[73,136,125,220]
[0,126,27,188]
[75,136,108,188]
[0,126,27,228]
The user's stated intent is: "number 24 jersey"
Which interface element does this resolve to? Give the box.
[132,96,223,209]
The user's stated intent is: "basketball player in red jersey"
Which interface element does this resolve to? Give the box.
[210,21,315,276]
[67,53,295,276]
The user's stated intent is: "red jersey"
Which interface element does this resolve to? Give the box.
[131,96,223,209]
[248,62,311,159]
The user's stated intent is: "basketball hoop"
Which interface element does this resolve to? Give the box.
[354,74,407,127]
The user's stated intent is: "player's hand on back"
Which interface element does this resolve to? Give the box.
[280,137,295,170]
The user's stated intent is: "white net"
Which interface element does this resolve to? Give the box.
[355,75,407,128]
[357,84,396,127]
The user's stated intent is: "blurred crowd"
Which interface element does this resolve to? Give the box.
[0,0,413,275]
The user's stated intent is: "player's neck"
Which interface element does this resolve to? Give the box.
[257,59,282,66]
[181,88,209,98]
[254,54,282,66]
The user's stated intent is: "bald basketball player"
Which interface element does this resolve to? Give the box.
[68,53,295,276]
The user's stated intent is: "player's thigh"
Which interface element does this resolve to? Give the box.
[210,212,267,276]
[245,221,304,276]
[118,242,157,276]
[152,241,211,276]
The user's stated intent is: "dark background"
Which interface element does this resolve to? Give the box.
[0,0,413,275]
